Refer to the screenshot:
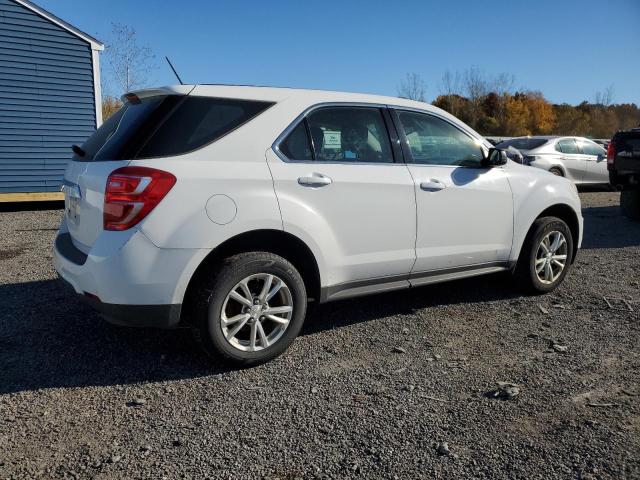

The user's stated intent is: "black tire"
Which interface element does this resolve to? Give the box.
[192,252,307,366]
[621,189,640,221]
[515,216,574,294]
[549,167,563,177]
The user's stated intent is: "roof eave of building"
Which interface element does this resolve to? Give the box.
[12,0,104,50]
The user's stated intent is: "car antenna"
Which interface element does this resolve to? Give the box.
[165,56,184,85]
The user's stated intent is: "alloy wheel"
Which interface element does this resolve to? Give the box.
[535,231,568,284]
[219,273,293,352]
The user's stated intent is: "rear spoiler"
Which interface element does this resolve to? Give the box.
[121,85,196,103]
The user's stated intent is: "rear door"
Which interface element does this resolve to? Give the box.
[578,139,608,183]
[268,105,416,285]
[555,138,586,182]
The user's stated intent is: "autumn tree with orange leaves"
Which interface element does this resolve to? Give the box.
[428,69,639,138]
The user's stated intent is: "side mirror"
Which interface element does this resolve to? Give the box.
[483,147,509,167]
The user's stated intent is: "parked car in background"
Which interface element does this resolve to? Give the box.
[485,136,512,146]
[608,127,640,220]
[53,85,583,365]
[496,136,609,185]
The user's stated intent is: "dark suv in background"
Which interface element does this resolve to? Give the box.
[608,128,640,220]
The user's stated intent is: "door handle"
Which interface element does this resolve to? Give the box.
[298,173,332,187]
[420,179,446,192]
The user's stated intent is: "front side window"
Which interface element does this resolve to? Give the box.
[556,139,579,154]
[578,140,605,156]
[396,111,484,167]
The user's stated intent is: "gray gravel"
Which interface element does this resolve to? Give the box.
[1,192,639,479]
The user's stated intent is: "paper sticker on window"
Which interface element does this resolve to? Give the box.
[323,130,341,149]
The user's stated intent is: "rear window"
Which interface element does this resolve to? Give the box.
[74,95,273,161]
[616,132,640,154]
[496,138,548,150]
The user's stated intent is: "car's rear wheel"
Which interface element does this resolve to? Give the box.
[515,216,574,293]
[549,167,563,177]
[621,189,640,221]
[193,252,307,365]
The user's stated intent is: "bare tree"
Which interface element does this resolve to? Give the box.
[105,23,156,95]
[397,73,427,102]
[463,66,488,101]
[594,85,615,107]
[462,67,489,128]
[491,72,515,96]
[439,69,462,97]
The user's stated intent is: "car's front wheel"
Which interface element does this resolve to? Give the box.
[515,216,574,293]
[193,252,307,365]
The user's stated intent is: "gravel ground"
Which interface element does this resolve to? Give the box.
[0,191,639,480]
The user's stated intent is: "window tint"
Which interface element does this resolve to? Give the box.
[556,139,579,154]
[75,95,273,161]
[305,107,393,163]
[76,96,178,161]
[279,122,313,160]
[579,140,605,156]
[137,97,273,159]
[397,111,484,166]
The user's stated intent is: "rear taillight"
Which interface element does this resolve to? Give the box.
[104,166,176,231]
[607,141,616,166]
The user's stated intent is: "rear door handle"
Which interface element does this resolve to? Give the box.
[298,173,332,187]
[420,179,446,192]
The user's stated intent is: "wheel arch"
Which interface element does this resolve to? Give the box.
[548,165,566,177]
[521,203,580,264]
[181,229,322,323]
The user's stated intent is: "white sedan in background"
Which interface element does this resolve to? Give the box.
[496,136,609,185]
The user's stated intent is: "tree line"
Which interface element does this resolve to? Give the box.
[399,71,640,139]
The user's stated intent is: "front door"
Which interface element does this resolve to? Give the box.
[556,138,587,182]
[578,139,608,183]
[391,109,513,274]
[267,105,417,287]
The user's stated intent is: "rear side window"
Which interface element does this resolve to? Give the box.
[308,107,393,163]
[74,96,273,161]
[556,139,579,154]
[278,106,394,163]
[279,122,313,160]
[137,97,273,159]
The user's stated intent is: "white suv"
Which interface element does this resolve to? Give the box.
[54,85,583,365]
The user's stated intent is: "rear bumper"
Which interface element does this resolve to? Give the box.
[58,275,181,328]
[53,219,207,328]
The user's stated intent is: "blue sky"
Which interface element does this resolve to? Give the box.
[38,0,640,105]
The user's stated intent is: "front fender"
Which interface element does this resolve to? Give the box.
[507,168,582,264]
